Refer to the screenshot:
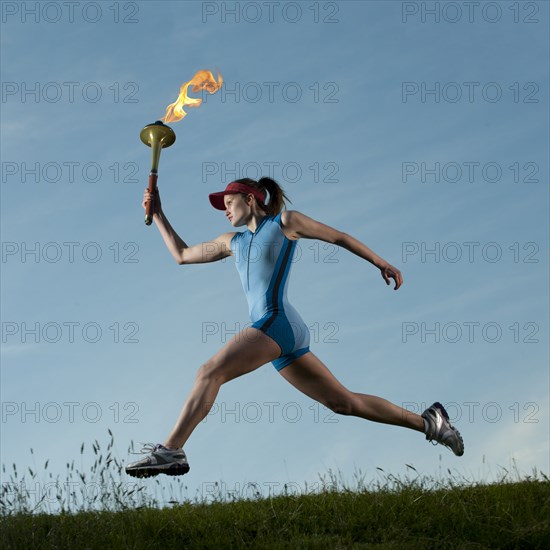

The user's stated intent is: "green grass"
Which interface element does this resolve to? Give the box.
[2,432,549,548]
[2,477,549,549]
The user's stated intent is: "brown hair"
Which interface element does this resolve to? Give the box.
[234,177,291,216]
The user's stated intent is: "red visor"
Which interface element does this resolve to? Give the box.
[208,182,267,210]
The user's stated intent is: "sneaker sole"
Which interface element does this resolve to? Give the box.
[125,463,190,478]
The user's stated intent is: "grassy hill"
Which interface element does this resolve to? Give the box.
[2,434,549,548]
[2,477,549,548]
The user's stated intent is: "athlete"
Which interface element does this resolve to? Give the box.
[126,177,464,478]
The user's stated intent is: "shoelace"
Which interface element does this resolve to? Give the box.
[424,409,450,447]
[130,443,162,455]
[426,414,461,451]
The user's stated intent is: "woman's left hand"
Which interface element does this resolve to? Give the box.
[380,263,403,290]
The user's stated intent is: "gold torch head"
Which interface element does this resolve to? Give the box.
[140,120,176,173]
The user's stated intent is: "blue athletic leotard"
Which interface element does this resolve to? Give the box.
[230,213,310,370]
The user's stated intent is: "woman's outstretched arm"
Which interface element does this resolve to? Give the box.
[143,188,235,265]
[280,210,403,289]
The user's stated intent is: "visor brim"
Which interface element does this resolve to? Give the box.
[208,190,238,210]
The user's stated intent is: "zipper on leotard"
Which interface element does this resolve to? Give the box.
[246,216,268,291]
[246,234,252,290]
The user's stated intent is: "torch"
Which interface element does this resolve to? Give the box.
[140,120,176,225]
[140,69,223,226]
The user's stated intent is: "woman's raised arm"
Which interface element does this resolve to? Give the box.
[143,188,235,265]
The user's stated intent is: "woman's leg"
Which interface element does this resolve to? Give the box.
[278,351,424,431]
[164,327,281,449]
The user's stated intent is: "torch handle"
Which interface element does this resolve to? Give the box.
[145,172,158,226]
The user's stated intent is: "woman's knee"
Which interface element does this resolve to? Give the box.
[196,353,242,385]
[196,359,224,385]
[324,392,356,416]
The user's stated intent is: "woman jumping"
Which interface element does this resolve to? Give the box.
[126,177,464,478]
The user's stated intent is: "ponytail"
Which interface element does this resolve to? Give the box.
[234,177,291,215]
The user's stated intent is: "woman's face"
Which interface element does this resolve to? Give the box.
[223,193,251,227]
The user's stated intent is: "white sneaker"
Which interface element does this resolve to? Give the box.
[421,402,464,456]
[125,443,190,478]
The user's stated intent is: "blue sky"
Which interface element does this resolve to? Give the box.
[1,1,548,507]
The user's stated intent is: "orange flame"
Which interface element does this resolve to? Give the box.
[162,69,223,123]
